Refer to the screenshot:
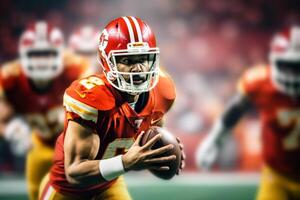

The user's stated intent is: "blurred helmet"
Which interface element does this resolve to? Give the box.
[98,16,160,93]
[19,21,64,81]
[68,25,98,55]
[270,26,300,96]
[69,25,99,74]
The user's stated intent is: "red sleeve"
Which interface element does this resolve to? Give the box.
[63,75,115,126]
[65,111,97,130]
[155,70,176,113]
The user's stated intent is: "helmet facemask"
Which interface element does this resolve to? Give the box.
[102,43,160,94]
[271,59,300,96]
[20,48,63,81]
[270,26,300,96]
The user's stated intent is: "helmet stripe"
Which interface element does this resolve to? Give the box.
[291,27,300,49]
[130,16,143,42]
[35,21,48,41]
[122,16,135,43]
[127,17,139,43]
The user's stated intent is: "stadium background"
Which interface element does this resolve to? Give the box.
[0,0,299,199]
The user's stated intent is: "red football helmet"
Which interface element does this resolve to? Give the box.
[19,21,64,80]
[68,25,98,55]
[269,26,300,96]
[98,16,160,93]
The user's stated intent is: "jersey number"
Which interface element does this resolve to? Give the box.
[277,109,300,150]
[25,106,64,139]
[80,77,104,90]
[102,138,134,159]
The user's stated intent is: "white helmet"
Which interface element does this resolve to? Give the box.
[270,26,300,96]
[68,25,98,55]
[19,21,64,81]
[68,25,99,73]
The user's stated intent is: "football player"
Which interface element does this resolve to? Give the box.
[0,21,88,200]
[196,26,300,200]
[68,25,100,75]
[39,16,184,200]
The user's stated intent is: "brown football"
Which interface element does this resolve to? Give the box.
[140,126,181,180]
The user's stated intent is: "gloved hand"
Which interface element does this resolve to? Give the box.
[4,117,32,156]
[195,135,220,171]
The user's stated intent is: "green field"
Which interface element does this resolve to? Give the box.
[0,173,259,200]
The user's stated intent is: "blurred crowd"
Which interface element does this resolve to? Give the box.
[0,0,300,174]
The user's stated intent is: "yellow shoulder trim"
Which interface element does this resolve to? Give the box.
[237,79,246,95]
[1,60,21,79]
[244,66,268,83]
[63,93,98,123]
[63,50,89,70]
[237,66,267,95]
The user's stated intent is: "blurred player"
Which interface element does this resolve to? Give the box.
[0,21,88,200]
[39,16,184,200]
[68,25,100,75]
[196,26,300,200]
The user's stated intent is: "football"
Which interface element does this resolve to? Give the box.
[140,126,181,180]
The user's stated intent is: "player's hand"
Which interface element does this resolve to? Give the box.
[122,131,176,171]
[176,137,185,175]
[4,117,32,156]
[195,134,219,171]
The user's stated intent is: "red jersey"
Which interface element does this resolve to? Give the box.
[50,71,176,197]
[238,65,300,178]
[0,52,87,145]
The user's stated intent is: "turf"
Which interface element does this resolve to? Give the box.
[0,173,259,200]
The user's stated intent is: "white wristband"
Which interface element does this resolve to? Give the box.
[99,155,125,181]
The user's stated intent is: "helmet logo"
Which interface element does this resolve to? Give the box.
[99,29,109,51]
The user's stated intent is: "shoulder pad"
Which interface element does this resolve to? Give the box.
[64,50,89,70]
[156,69,176,101]
[1,60,22,79]
[64,75,115,122]
[0,60,22,91]
[63,50,89,79]
[237,65,269,95]
[153,70,176,113]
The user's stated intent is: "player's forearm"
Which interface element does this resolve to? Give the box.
[66,159,105,186]
[66,155,125,186]
[0,115,15,137]
[0,124,5,137]
[208,111,242,145]
[206,119,230,145]
[0,118,8,136]
[0,101,14,137]
[209,94,252,144]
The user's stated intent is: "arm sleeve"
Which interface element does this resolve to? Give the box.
[208,93,253,144]
[221,93,253,129]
